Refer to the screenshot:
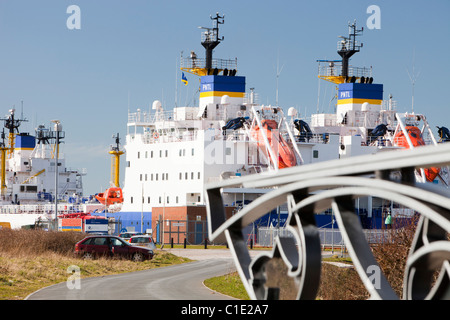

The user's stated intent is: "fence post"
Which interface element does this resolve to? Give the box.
[184,237,187,249]
[171,237,174,248]
[204,238,207,249]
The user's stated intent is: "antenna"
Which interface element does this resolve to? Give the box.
[406,49,420,113]
[275,51,285,106]
[200,12,225,70]
[337,20,363,78]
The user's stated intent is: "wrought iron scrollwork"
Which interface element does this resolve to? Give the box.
[206,143,450,300]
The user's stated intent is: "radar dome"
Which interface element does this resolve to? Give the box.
[287,107,297,117]
[152,100,162,111]
[221,95,230,105]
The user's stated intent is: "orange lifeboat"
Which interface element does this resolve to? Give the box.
[95,187,124,205]
[394,126,440,182]
[251,119,297,169]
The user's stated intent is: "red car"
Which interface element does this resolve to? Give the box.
[74,235,154,261]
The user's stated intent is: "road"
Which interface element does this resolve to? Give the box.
[26,249,246,300]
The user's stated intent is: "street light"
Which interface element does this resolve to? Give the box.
[51,120,62,230]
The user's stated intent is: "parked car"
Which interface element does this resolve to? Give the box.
[119,231,143,241]
[129,235,156,250]
[74,235,153,261]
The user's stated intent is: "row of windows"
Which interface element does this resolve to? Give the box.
[139,172,201,181]
[137,148,195,159]
[130,195,200,205]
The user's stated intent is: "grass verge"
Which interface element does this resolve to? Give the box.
[0,229,192,300]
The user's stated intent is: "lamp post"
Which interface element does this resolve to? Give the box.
[51,120,62,230]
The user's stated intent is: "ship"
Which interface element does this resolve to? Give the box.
[99,15,448,242]
[0,109,104,229]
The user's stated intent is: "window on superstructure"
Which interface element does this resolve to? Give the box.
[183,149,186,156]
[160,150,162,158]
[162,174,165,181]
[151,173,153,181]
[165,150,168,157]
[140,174,142,181]
[185,172,188,180]
[191,172,194,180]
[165,173,168,180]
[145,174,147,181]
[198,172,200,179]
[159,197,161,204]
[138,152,140,159]
[167,196,169,204]
[156,173,158,181]
[198,196,201,202]
[176,196,179,204]
[179,149,182,156]
[151,151,153,158]
[148,197,150,204]
[131,197,133,204]
[192,148,194,156]
[145,151,148,158]
[179,172,182,180]
[127,161,130,167]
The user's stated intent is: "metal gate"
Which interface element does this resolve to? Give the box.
[155,219,209,245]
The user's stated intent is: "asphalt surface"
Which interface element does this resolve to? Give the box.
[26,249,254,300]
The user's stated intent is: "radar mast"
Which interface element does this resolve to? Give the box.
[180,13,237,77]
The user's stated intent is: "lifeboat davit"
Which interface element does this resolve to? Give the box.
[394,126,440,182]
[95,187,124,205]
[251,119,297,169]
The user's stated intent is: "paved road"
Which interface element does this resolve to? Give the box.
[27,259,237,300]
[26,249,250,300]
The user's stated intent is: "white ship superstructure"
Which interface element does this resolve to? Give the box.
[0,109,101,229]
[107,17,449,237]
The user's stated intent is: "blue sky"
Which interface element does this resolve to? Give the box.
[0,0,449,195]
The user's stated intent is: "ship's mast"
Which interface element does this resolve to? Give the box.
[109,133,124,188]
[337,21,364,79]
[180,13,237,77]
[201,13,224,71]
[1,109,27,158]
[0,130,7,196]
[317,21,371,85]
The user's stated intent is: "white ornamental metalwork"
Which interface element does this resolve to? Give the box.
[206,142,450,300]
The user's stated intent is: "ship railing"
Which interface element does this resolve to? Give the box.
[128,109,183,126]
[382,99,398,111]
[295,133,331,144]
[337,39,362,52]
[0,203,84,215]
[180,57,237,72]
[128,110,152,124]
[141,129,201,144]
[222,130,250,142]
[318,64,372,79]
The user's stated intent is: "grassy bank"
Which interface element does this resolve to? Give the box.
[204,257,367,300]
[204,218,422,300]
[0,229,191,300]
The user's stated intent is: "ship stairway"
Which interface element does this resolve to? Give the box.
[21,169,45,185]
